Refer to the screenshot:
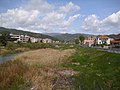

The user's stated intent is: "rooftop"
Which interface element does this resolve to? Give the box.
[99,35,109,39]
[111,40,120,43]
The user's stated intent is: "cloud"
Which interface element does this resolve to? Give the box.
[58,2,80,14]
[82,11,120,34]
[24,0,54,14]
[0,0,80,33]
[102,11,120,29]
[0,8,39,28]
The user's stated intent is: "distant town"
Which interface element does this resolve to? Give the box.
[0,33,60,44]
[0,32,120,49]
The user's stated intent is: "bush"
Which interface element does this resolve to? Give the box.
[7,42,18,50]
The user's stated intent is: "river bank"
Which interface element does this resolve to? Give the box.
[0,48,76,90]
[0,45,120,90]
[0,53,20,63]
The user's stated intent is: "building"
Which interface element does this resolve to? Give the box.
[42,38,52,43]
[30,37,38,43]
[53,40,60,44]
[30,37,42,43]
[10,33,30,43]
[37,38,43,43]
[96,35,111,45]
[9,33,56,44]
[111,40,120,46]
[83,36,96,47]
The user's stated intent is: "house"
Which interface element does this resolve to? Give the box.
[83,36,96,47]
[37,38,43,43]
[30,37,43,43]
[10,33,21,43]
[42,38,52,43]
[111,40,120,46]
[30,37,38,43]
[110,34,120,47]
[96,35,111,45]
[10,33,30,43]
[22,35,30,43]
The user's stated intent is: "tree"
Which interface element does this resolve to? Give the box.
[0,31,10,46]
[79,35,85,44]
[27,38,31,43]
[75,39,79,44]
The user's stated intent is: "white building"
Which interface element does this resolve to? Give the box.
[9,33,55,44]
[42,38,52,43]
[96,35,111,45]
[10,33,30,43]
[53,40,60,44]
[30,37,42,43]
[30,37,38,43]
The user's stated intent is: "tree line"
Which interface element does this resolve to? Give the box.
[0,31,12,46]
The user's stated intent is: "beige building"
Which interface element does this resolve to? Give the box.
[42,38,52,43]
[84,36,96,47]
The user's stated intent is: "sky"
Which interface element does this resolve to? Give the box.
[0,0,120,35]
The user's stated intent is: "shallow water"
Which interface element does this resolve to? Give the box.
[0,54,19,62]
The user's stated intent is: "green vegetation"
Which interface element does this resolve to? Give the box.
[75,39,79,44]
[63,45,120,90]
[0,31,11,46]
[0,42,55,56]
[79,35,85,44]
[0,44,120,90]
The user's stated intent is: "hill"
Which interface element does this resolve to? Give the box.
[45,33,120,42]
[108,34,120,39]
[51,33,95,42]
[0,27,58,41]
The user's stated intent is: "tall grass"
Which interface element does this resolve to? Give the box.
[0,48,75,90]
[0,60,28,90]
[0,42,55,56]
[14,48,75,67]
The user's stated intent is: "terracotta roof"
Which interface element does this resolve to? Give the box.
[99,35,109,38]
[111,40,120,43]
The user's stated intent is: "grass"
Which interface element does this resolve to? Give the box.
[0,48,75,90]
[14,48,75,67]
[0,42,55,56]
[63,46,120,90]
[0,60,29,90]
[0,44,120,90]
[0,42,75,56]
